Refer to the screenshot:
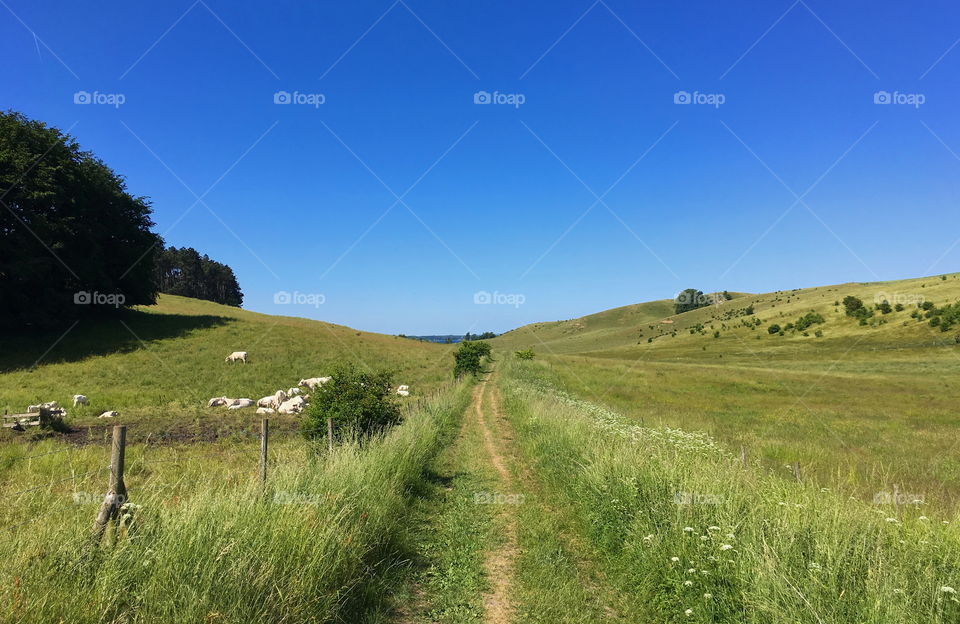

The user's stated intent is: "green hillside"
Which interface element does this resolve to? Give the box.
[495,276,960,358]
[0,294,452,428]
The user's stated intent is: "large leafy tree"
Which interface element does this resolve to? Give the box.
[0,111,162,329]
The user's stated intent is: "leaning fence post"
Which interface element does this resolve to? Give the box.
[92,425,127,544]
[260,418,269,486]
[327,417,334,452]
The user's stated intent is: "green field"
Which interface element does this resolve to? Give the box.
[3,273,960,622]
[493,273,960,508]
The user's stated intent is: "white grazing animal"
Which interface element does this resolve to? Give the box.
[229,398,255,409]
[257,396,275,408]
[277,396,306,414]
[224,351,248,363]
[397,390,410,397]
[98,410,118,419]
[287,387,301,396]
[397,385,409,392]
[208,397,228,407]
[274,389,288,405]
[72,394,89,407]
[256,407,275,415]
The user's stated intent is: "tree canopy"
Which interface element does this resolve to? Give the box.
[0,110,162,330]
[156,246,243,307]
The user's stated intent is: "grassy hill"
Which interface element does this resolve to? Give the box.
[0,294,452,429]
[495,276,960,357]
[493,273,960,507]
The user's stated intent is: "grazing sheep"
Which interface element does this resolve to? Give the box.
[397,390,410,397]
[256,407,275,415]
[208,397,229,407]
[98,410,119,419]
[225,351,248,363]
[257,396,275,408]
[72,394,89,407]
[274,389,288,405]
[277,396,306,414]
[397,385,409,392]
[299,377,331,391]
[228,398,255,409]
[287,387,301,396]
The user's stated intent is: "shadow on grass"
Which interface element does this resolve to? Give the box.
[0,309,233,373]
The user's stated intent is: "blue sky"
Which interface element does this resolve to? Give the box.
[4,0,960,334]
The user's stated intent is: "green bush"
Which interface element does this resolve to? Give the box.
[302,365,402,441]
[768,324,781,334]
[453,341,491,378]
[794,311,825,331]
[515,348,535,360]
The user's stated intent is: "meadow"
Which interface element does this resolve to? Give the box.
[3,273,960,622]
[493,273,960,509]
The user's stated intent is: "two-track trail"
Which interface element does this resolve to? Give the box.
[472,373,519,624]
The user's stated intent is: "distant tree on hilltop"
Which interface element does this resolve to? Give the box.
[155,246,243,307]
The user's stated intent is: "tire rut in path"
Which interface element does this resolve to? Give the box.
[474,373,518,624]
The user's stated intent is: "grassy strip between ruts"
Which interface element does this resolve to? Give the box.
[1,380,471,624]
[398,386,501,623]
[497,357,960,624]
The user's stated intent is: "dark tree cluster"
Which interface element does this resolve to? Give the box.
[155,246,243,307]
[0,111,161,330]
[0,111,245,331]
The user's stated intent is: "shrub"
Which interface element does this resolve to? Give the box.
[768,324,781,334]
[453,341,491,378]
[302,365,402,442]
[842,296,864,315]
[876,301,893,314]
[794,311,825,331]
[515,348,535,360]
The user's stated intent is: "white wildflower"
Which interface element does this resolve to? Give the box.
[671,557,680,562]
[720,544,733,551]
[941,586,956,594]
[703,593,713,600]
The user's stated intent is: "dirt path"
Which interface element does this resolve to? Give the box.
[473,372,519,624]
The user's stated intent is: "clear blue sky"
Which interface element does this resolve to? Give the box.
[4,0,959,334]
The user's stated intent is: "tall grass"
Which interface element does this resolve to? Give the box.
[1,381,471,623]
[498,359,960,623]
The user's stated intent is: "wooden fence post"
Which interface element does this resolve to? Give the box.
[327,417,334,453]
[792,461,802,482]
[260,418,269,486]
[740,446,747,468]
[92,425,127,544]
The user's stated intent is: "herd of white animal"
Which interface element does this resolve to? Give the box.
[25,351,411,421]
